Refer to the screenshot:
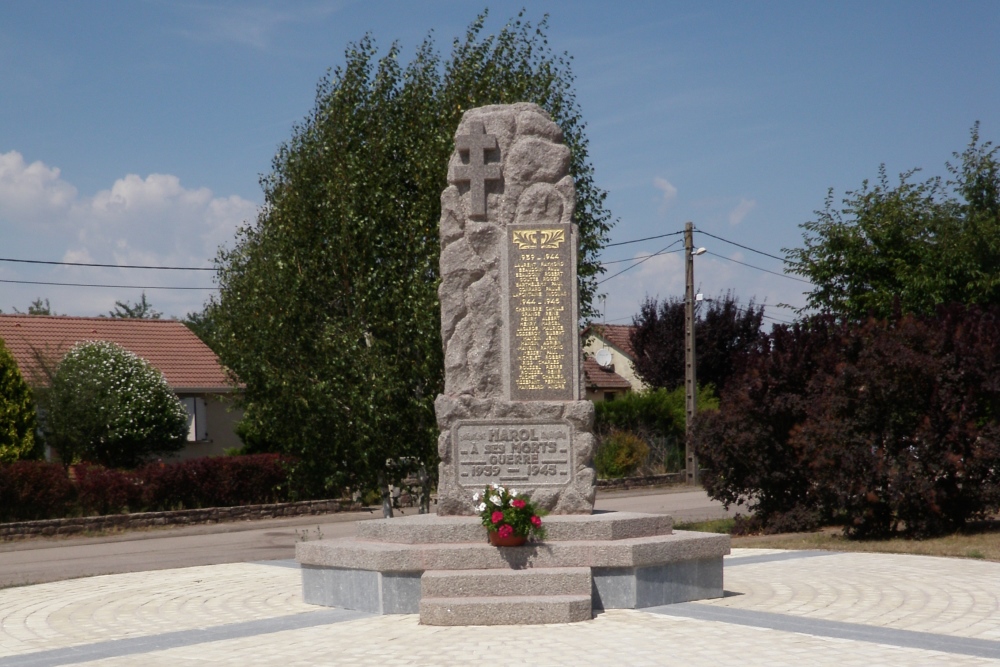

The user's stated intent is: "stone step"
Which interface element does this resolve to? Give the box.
[355,512,672,544]
[420,594,592,626]
[421,567,591,598]
[298,530,729,573]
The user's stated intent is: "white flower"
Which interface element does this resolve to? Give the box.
[490,495,502,505]
[472,492,480,501]
[491,483,499,489]
[509,489,518,497]
[496,486,505,495]
[476,503,486,512]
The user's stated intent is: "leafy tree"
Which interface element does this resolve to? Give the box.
[183,304,218,349]
[12,297,56,316]
[0,338,38,462]
[630,291,764,392]
[695,307,1000,538]
[108,292,162,319]
[211,12,613,498]
[786,124,1000,319]
[43,341,188,468]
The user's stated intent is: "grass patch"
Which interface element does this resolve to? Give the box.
[674,518,735,534]
[730,520,1000,563]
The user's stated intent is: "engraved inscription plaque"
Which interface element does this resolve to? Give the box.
[507,223,575,401]
[454,420,573,489]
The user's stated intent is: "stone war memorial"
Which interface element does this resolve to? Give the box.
[297,103,730,626]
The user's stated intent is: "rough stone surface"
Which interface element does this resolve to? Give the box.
[421,567,591,598]
[354,513,673,544]
[420,595,592,626]
[295,530,730,573]
[437,103,594,516]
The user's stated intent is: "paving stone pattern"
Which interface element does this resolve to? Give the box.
[3,550,1000,666]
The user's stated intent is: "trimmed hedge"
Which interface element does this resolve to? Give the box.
[0,454,298,523]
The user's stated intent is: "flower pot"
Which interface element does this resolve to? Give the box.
[488,530,527,547]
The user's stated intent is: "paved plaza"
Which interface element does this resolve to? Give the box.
[2,548,999,666]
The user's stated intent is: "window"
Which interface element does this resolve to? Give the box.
[604,392,617,402]
[180,397,208,442]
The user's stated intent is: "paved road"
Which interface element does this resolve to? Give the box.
[0,486,732,588]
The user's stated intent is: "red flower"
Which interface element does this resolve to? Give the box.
[491,510,504,524]
[530,515,542,528]
[511,499,526,509]
[498,524,514,539]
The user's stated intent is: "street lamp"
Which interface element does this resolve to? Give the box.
[683,223,705,485]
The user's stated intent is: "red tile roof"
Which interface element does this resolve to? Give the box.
[583,356,633,390]
[584,324,637,359]
[0,315,232,391]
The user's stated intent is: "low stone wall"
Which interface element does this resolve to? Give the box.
[595,473,686,490]
[0,499,361,541]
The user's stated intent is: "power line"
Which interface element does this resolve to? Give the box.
[0,256,215,271]
[705,252,812,284]
[604,230,684,248]
[0,279,214,291]
[694,229,787,262]
[597,242,683,285]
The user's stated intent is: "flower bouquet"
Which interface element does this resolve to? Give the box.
[474,484,546,546]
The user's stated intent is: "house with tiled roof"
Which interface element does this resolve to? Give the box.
[581,324,648,401]
[0,315,243,460]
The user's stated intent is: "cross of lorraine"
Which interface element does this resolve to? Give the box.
[451,121,503,220]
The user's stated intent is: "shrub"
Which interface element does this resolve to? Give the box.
[42,341,188,468]
[138,453,293,510]
[594,430,650,479]
[0,338,38,462]
[73,464,144,516]
[695,307,1000,538]
[0,461,75,521]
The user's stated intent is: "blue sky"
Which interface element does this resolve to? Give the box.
[1,1,997,324]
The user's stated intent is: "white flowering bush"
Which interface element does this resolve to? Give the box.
[43,341,188,468]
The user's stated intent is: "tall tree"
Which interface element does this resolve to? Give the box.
[785,124,1000,319]
[211,12,613,497]
[108,292,161,319]
[630,292,764,392]
[12,298,56,316]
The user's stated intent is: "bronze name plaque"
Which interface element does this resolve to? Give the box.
[507,224,575,401]
[454,420,572,489]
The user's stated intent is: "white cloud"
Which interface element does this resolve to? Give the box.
[1,153,259,317]
[0,150,77,222]
[728,198,756,226]
[652,177,678,212]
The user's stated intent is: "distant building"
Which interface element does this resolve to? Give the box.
[581,324,648,402]
[0,315,243,460]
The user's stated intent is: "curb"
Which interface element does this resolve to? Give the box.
[0,499,361,541]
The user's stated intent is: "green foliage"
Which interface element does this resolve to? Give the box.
[211,11,613,497]
[0,338,38,462]
[631,292,764,392]
[43,341,188,468]
[695,307,1000,538]
[594,385,717,440]
[13,297,56,316]
[183,303,219,349]
[594,430,650,479]
[786,124,1000,319]
[108,292,161,319]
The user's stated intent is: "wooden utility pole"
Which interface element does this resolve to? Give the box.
[684,221,699,485]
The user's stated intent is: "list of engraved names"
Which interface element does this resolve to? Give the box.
[508,225,574,400]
